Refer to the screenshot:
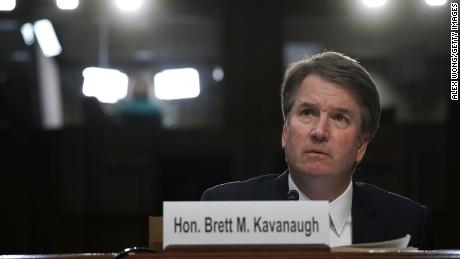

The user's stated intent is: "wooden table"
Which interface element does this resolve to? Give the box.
[2,251,460,259]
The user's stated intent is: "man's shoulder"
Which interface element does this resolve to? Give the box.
[354,181,427,212]
[353,182,433,249]
[201,173,285,201]
[220,173,281,187]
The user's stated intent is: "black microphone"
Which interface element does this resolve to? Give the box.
[286,190,299,201]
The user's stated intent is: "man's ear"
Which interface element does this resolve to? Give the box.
[281,121,287,149]
[355,135,369,164]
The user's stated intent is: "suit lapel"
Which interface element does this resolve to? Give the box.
[352,181,384,244]
[266,170,289,200]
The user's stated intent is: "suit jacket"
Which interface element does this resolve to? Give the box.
[201,171,434,250]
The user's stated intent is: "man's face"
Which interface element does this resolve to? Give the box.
[282,74,368,180]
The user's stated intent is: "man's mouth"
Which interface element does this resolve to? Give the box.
[304,149,330,157]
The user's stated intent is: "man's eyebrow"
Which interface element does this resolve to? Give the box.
[297,102,316,108]
[296,102,355,117]
[298,103,352,114]
[331,107,353,116]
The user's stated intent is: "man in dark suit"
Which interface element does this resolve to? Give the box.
[201,51,434,249]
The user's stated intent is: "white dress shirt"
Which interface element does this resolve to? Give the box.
[288,174,353,247]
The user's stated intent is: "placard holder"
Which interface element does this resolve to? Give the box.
[163,244,329,252]
[150,216,329,252]
[148,216,163,251]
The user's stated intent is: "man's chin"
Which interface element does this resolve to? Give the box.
[296,166,332,178]
[303,170,331,177]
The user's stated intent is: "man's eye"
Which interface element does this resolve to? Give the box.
[332,114,349,123]
[301,109,315,116]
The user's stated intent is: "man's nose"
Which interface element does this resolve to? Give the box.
[310,114,329,142]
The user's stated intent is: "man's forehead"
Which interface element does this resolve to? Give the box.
[295,83,361,113]
[295,101,357,117]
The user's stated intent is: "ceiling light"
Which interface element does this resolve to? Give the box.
[82,67,129,103]
[425,0,447,6]
[212,66,224,82]
[0,0,15,11]
[20,23,35,45]
[154,68,200,100]
[362,0,387,8]
[34,19,62,57]
[56,0,79,10]
[115,0,143,12]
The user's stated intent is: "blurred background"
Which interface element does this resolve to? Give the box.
[0,0,458,253]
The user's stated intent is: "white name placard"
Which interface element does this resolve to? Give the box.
[163,201,329,249]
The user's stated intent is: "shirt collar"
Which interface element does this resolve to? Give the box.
[288,174,353,236]
[329,181,353,236]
